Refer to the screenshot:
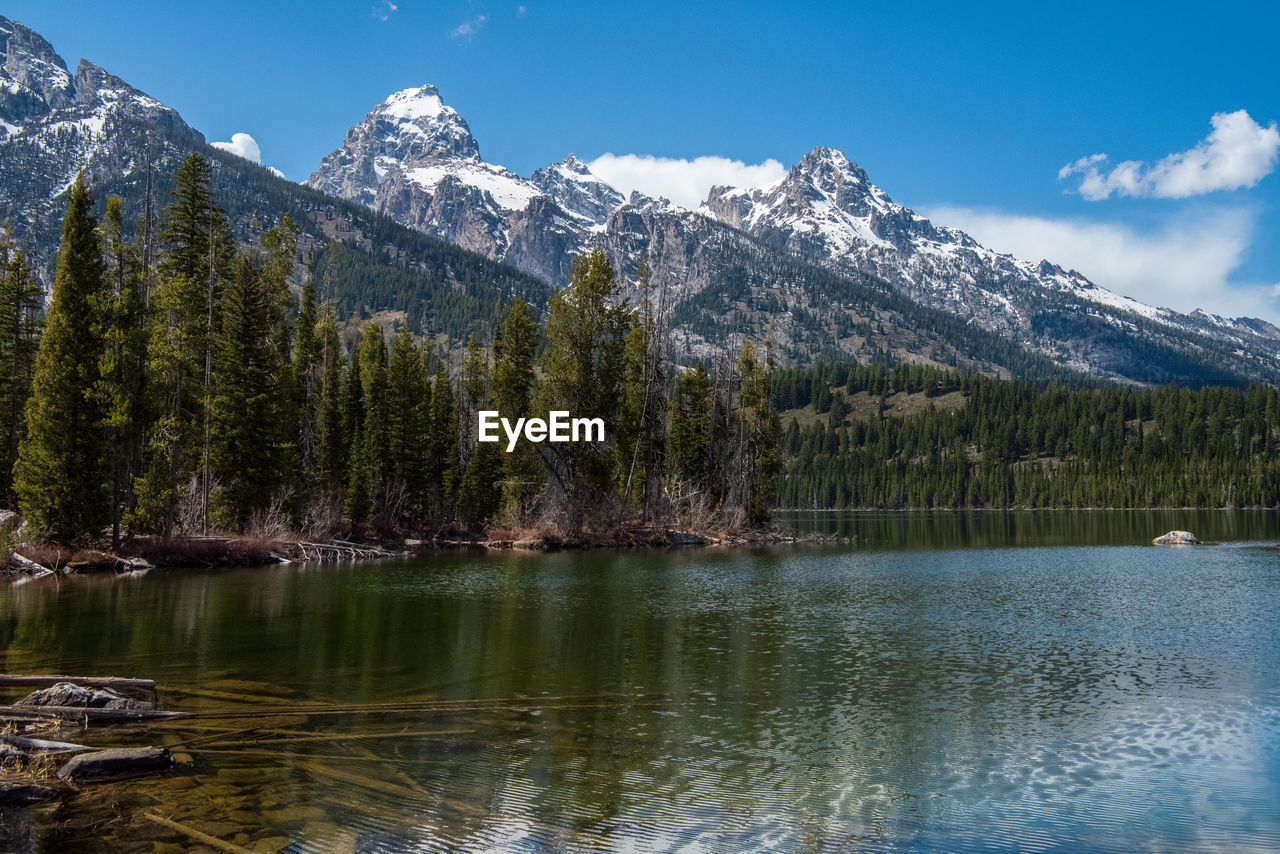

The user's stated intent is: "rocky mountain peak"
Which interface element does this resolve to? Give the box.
[529,154,625,226]
[1,15,75,121]
[370,84,480,162]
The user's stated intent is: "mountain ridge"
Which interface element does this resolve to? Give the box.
[2,16,1277,386]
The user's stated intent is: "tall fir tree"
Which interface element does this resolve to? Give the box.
[13,174,109,542]
[490,300,541,520]
[538,250,629,529]
[457,335,502,526]
[670,362,712,498]
[97,196,147,548]
[427,356,460,522]
[0,235,43,502]
[138,153,232,536]
[385,324,428,530]
[735,339,781,528]
[208,256,283,530]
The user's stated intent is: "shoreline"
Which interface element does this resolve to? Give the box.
[2,526,814,577]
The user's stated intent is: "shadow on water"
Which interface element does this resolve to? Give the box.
[0,510,1277,851]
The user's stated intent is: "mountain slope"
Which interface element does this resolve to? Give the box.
[0,17,550,343]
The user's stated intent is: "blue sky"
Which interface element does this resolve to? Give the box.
[9,1,1280,321]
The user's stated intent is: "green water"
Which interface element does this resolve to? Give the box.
[1,510,1279,852]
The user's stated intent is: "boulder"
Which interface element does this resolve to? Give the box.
[56,747,172,783]
[1153,530,1201,545]
[16,682,154,711]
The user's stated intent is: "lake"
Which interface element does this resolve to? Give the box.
[2,510,1278,852]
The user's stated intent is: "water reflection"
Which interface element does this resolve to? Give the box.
[0,512,1277,851]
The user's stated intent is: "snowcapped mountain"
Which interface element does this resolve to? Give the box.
[0,14,203,243]
[310,85,1280,382]
[1,10,1277,387]
[306,85,628,285]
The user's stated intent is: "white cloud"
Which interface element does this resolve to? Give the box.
[587,153,787,209]
[211,132,262,164]
[925,204,1278,320]
[373,0,398,20]
[1060,110,1280,200]
[267,166,285,179]
[451,13,488,39]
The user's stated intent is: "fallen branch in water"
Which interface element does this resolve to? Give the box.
[0,703,189,722]
[142,813,253,854]
[0,674,155,690]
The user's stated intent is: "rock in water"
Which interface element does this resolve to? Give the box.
[15,682,154,711]
[0,782,61,806]
[56,747,172,783]
[1153,530,1201,545]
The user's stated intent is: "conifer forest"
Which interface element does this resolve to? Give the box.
[3,156,1280,548]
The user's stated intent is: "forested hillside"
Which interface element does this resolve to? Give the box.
[777,362,1280,509]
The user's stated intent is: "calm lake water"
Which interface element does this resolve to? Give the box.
[2,510,1279,852]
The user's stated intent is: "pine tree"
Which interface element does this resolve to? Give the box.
[312,304,347,529]
[490,300,541,519]
[427,357,459,521]
[13,174,109,542]
[0,235,43,502]
[357,323,390,530]
[209,256,282,530]
[735,339,780,528]
[140,153,232,536]
[539,250,629,529]
[386,324,428,530]
[670,362,712,497]
[97,196,147,548]
[456,335,501,526]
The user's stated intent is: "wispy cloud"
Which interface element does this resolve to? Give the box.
[1060,110,1280,201]
[517,5,527,16]
[373,0,398,21]
[925,203,1277,320]
[451,13,488,39]
[587,153,787,209]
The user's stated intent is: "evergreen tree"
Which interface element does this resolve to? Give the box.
[209,256,282,530]
[670,362,712,497]
[490,300,541,520]
[427,357,460,521]
[14,174,109,542]
[538,250,629,529]
[312,304,347,527]
[0,235,42,502]
[735,339,780,528]
[139,153,232,536]
[357,323,390,530]
[385,324,428,530]
[97,196,147,547]
[456,335,501,526]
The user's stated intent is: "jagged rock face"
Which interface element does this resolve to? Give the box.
[307,87,625,284]
[0,15,75,123]
[0,13,202,246]
[529,154,625,225]
[309,84,1280,381]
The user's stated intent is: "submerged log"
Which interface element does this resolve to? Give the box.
[0,703,188,722]
[0,674,156,690]
[0,782,62,807]
[56,747,172,783]
[142,813,254,854]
